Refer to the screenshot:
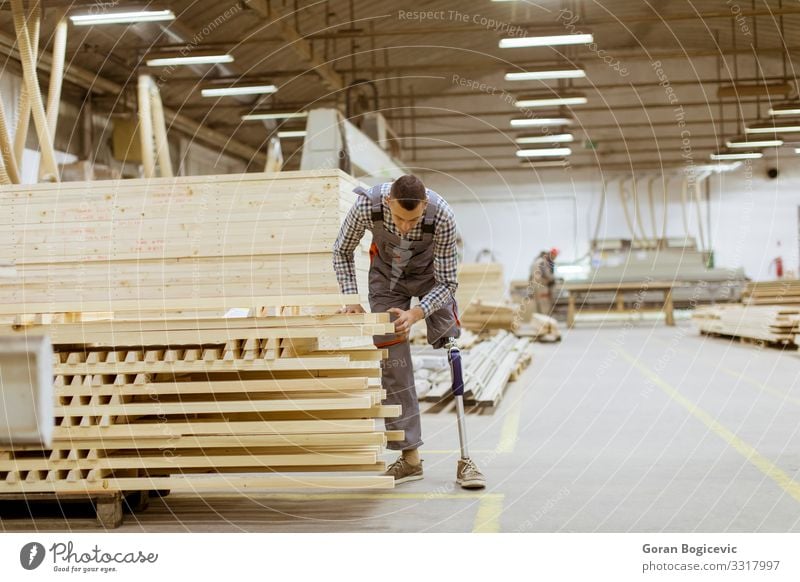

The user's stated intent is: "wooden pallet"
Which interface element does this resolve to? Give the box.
[0,313,399,500]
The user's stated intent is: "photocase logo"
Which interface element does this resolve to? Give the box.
[20,542,46,570]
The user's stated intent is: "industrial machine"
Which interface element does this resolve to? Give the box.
[299,108,406,184]
[548,237,747,315]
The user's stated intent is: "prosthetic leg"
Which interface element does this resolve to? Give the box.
[444,337,486,489]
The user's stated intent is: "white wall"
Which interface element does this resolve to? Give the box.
[420,159,800,282]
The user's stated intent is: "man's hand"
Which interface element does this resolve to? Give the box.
[388,306,425,335]
[337,304,366,314]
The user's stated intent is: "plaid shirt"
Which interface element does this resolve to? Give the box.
[332,183,459,317]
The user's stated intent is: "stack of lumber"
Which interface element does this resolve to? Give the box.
[516,313,561,342]
[692,304,800,345]
[455,263,520,333]
[456,263,506,308]
[0,170,402,499]
[0,312,398,494]
[0,170,370,319]
[741,280,800,305]
[421,331,534,407]
[459,302,519,333]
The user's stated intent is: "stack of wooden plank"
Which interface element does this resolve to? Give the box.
[0,170,370,319]
[517,313,561,342]
[455,263,521,333]
[0,313,398,494]
[421,331,534,407]
[459,302,519,333]
[741,280,800,305]
[455,263,506,308]
[0,170,403,504]
[692,304,800,345]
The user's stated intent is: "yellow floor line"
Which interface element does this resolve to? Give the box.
[472,494,504,532]
[612,344,800,503]
[720,368,800,405]
[495,397,523,454]
[219,492,503,501]
[385,449,496,455]
[653,337,800,406]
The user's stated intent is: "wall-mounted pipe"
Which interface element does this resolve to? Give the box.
[10,0,59,181]
[0,146,12,184]
[618,176,639,244]
[680,174,690,239]
[0,92,20,183]
[591,176,609,245]
[632,176,649,243]
[38,12,67,181]
[149,82,173,177]
[647,175,659,242]
[12,0,38,166]
[137,74,156,178]
[659,174,671,244]
[693,170,712,252]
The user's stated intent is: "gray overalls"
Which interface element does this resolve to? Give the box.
[355,185,461,451]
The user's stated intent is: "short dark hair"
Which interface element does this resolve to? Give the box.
[390,174,427,210]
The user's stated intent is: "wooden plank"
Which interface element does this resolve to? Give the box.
[1,452,379,471]
[53,419,378,438]
[53,396,376,416]
[0,474,394,493]
[53,377,378,397]
[53,356,381,375]
[8,433,388,451]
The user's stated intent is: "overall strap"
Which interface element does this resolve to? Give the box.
[421,190,441,240]
[353,185,385,226]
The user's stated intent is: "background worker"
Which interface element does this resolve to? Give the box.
[529,247,559,315]
[332,174,486,489]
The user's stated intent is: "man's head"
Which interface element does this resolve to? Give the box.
[549,247,560,260]
[388,174,428,235]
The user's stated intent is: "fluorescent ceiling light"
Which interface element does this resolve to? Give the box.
[515,95,587,108]
[745,122,800,134]
[516,147,572,157]
[500,33,593,49]
[277,130,306,138]
[515,133,574,144]
[147,54,234,66]
[709,151,763,160]
[795,148,800,154]
[505,68,586,81]
[70,9,174,25]
[242,111,309,121]
[769,104,800,116]
[511,117,573,128]
[725,138,783,148]
[202,85,277,97]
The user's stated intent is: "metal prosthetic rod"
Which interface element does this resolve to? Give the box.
[445,337,470,460]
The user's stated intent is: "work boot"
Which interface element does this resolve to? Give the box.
[383,456,423,485]
[457,458,486,489]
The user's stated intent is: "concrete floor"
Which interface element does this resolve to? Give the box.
[3,321,800,532]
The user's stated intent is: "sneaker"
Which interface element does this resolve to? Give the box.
[457,458,486,489]
[383,456,423,484]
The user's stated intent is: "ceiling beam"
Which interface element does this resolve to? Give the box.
[246,0,344,92]
[121,45,800,87]
[0,30,266,166]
